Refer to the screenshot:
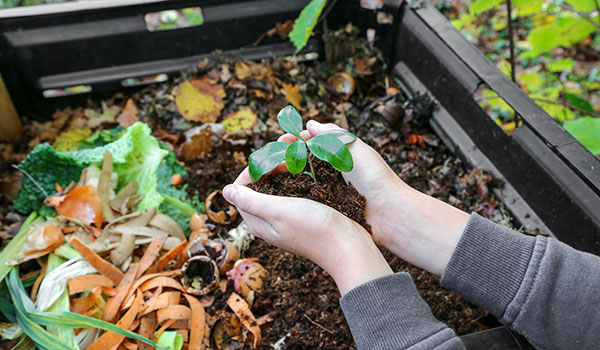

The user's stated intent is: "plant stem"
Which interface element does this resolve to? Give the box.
[307,154,317,183]
[316,0,339,28]
[506,0,517,83]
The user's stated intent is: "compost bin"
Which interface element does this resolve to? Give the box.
[0,0,598,349]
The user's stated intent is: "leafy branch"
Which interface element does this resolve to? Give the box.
[479,95,600,118]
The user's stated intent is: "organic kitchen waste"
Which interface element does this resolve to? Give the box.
[0,26,515,349]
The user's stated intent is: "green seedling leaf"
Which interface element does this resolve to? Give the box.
[289,0,327,52]
[249,142,289,181]
[307,134,353,172]
[563,117,600,155]
[322,129,357,144]
[277,105,303,138]
[285,141,308,174]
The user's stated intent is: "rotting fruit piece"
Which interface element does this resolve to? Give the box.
[226,258,267,303]
[248,105,357,182]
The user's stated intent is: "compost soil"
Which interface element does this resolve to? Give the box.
[247,159,371,232]
[0,26,513,349]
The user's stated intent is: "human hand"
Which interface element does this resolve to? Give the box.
[289,121,471,276]
[222,182,392,295]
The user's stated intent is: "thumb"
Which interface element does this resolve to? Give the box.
[222,184,280,219]
[306,120,342,137]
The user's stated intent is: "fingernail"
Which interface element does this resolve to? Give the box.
[222,185,237,204]
[307,120,319,127]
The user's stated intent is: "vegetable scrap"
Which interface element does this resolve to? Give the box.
[0,23,513,349]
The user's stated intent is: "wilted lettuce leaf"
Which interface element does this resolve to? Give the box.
[14,144,85,213]
[14,123,167,214]
[113,124,167,210]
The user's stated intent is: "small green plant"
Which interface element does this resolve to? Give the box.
[249,105,356,182]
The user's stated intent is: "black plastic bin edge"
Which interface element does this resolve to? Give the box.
[386,0,600,255]
[0,1,598,348]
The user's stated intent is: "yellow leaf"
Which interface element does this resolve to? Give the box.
[53,128,92,152]
[175,78,225,123]
[222,108,258,133]
[282,83,303,111]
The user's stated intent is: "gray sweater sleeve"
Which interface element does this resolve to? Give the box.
[340,213,600,350]
[441,213,600,349]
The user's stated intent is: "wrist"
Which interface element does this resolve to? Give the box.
[325,223,393,295]
[376,185,469,276]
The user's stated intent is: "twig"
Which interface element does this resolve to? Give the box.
[478,95,600,118]
[303,314,334,334]
[316,0,339,28]
[595,0,600,18]
[559,4,600,32]
[12,164,49,197]
[505,0,517,83]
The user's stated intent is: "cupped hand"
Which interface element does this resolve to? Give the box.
[222,182,392,295]
[285,121,470,276]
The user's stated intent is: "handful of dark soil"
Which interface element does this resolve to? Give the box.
[247,159,371,232]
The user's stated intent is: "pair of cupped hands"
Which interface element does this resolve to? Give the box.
[223,121,470,295]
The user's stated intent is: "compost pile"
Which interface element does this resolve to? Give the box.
[0,26,511,349]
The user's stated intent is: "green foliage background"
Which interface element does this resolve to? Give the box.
[438,0,600,155]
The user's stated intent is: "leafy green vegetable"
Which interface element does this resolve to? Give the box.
[79,126,125,150]
[306,134,353,172]
[0,213,38,283]
[564,117,600,155]
[285,140,308,174]
[113,123,168,210]
[289,0,327,52]
[249,142,288,181]
[14,145,84,213]
[14,122,168,213]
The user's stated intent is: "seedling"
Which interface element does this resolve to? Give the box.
[249,105,357,182]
